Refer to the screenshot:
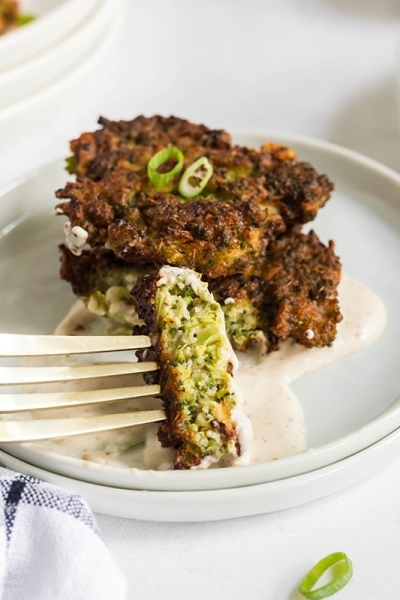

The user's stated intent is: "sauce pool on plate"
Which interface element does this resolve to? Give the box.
[35,273,386,470]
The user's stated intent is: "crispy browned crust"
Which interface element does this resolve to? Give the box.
[59,245,114,298]
[130,273,183,463]
[107,197,283,278]
[55,115,333,277]
[210,229,342,349]
[58,244,151,298]
[262,229,342,347]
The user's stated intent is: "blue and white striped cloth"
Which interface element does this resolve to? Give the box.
[0,467,127,600]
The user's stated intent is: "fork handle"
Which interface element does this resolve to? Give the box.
[0,410,165,443]
[0,333,151,357]
[0,362,158,385]
[0,384,160,412]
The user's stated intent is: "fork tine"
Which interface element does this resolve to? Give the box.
[0,333,152,357]
[0,410,166,443]
[0,362,159,385]
[0,384,161,412]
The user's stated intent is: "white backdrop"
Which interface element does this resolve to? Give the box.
[1,2,400,598]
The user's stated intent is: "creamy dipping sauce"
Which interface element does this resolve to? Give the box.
[30,273,386,470]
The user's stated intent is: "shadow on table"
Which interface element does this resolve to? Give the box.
[319,0,400,20]
[329,78,400,172]
[288,587,304,600]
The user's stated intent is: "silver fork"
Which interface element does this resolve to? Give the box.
[0,333,164,443]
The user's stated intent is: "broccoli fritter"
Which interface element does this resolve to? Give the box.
[58,245,141,298]
[59,244,147,330]
[105,197,282,278]
[59,229,341,352]
[131,266,251,470]
[210,229,342,350]
[55,115,333,277]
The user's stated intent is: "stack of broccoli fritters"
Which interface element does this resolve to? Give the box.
[57,114,341,352]
[56,115,342,469]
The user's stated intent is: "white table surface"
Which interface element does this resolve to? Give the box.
[1,1,400,598]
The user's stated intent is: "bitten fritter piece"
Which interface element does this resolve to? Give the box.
[131,266,252,470]
[55,115,333,276]
[208,274,270,352]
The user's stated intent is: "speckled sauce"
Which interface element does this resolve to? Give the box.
[31,273,386,470]
[236,274,387,463]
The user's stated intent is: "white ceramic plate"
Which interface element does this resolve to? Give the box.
[0,133,399,495]
[0,0,115,108]
[0,0,122,139]
[1,428,400,521]
[0,0,98,73]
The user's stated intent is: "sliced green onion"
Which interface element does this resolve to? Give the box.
[147,146,184,189]
[17,14,36,26]
[179,156,213,199]
[65,156,77,175]
[299,552,353,599]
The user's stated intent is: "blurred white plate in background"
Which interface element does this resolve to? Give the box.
[0,0,114,108]
[0,0,122,139]
[0,0,98,72]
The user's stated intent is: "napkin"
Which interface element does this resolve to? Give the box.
[0,467,127,600]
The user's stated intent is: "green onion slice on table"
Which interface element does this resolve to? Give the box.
[179,156,213,199]
[17,14,36,26]
[299,552,353,599]
[147,146,184,189]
